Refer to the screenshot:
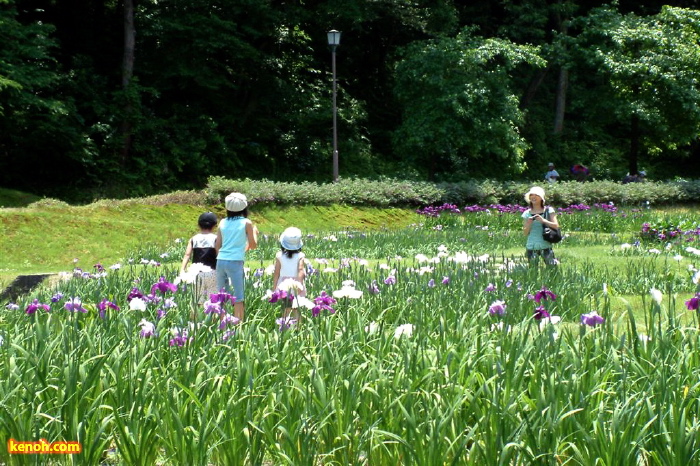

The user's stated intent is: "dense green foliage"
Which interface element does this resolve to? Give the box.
[1,0,700,200]
[205,176,700,207]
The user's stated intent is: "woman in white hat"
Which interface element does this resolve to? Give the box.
[522,186,559,266]
[215,192,258,321]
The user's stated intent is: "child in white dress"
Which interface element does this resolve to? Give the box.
[179,212,219,304]
[272,227,307,318]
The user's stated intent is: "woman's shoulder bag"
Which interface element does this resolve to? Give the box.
[542,207,563,244]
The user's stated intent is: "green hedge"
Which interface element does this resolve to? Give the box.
[205,176,700,207]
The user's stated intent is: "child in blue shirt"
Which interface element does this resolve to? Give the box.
[216,192,258,321]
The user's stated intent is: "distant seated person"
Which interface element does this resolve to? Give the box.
[570,164,590,182]
[622,170,646,184]
[544,163,559,183]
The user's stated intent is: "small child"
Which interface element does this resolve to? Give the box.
[272,227,307,318]
[180,212,219,304]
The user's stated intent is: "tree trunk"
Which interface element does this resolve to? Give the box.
[552,67,568,134]
[552,0,569,135]
[120,0,135,166]
[520,68,549,109]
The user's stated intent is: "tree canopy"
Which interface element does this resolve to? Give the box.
[1,0,699,200]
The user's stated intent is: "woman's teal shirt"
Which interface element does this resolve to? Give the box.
[521,206,555,250]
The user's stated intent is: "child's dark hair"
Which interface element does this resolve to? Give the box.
[198,212,218,229]
[281,246,301,259]
[226,207,248,218]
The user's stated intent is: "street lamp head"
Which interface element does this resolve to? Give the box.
[327,30,341,47]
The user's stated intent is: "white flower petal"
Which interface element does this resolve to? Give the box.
[129,297,147,311]
[394,324,414,339]
[364,321,380,334]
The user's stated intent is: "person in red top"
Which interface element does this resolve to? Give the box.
[570,164,590,182]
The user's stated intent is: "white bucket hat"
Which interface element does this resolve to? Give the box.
[280,227,303,250]
[524,186,546,204]
[225,192,248,212]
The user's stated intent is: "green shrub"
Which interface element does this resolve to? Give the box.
[27,198,71,209]
[204,176,444,207]
[204,177,700,208]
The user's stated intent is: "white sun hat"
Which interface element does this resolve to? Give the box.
[280,227,303,250]
[225,192,248,212]
[524,186,546,204]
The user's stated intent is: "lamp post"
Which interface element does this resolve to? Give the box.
[327,29,341,182]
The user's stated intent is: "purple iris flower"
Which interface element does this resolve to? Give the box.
[311,291,337,317]
[50,292,64,303]
[94,263,105,273]
[488,300,507,316]
[505,279,513,288]
[533,306,550,320]
[127,287,145,301]
[6,303,19,311]
[312,304,335,317]
[65,297,87,313]
[151,276,177,295]
[427,279,436,288]
[210,290,235,305]
[384,276,396,285]
[139,320,156,338]
[685,293,700,311]
[313,291,337,306]
[276,316,298,332]
[219,313,241,330]
[169,330,191,347]
[26,299,51,315]
[204,302,223,315]
[254,268,265,277]
[581,311,605,326]
[442,276,450,285]
[485,283,496,293]
[157,309,168,319]
[368,281,380,294]
[268,290,290,304]
[98,299,120,319]
[534,287,557,304]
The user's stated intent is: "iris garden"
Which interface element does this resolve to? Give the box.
[1,202,700,465]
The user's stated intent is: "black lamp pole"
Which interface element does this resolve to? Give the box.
[327,30,341,182]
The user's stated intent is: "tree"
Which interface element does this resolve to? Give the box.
[393,27,545,180]
[0,1,86,195]
[498,0,580,134]
[120,0,135,167]
[566,6,700,175]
